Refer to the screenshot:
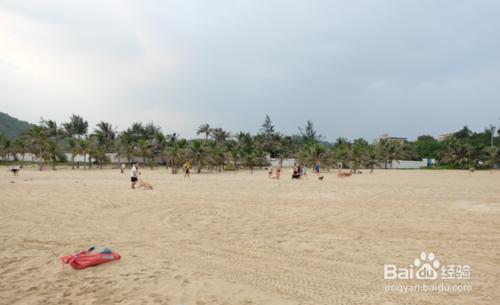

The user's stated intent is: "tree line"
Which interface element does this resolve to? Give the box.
[0,114,499,172]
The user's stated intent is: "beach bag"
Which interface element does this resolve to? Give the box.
[60,246,121,270]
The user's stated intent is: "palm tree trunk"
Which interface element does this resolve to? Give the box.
[38,148,43,171]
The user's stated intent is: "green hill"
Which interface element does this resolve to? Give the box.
[0,112,32,139]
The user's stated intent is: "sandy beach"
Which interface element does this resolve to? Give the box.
[1,167,499,305]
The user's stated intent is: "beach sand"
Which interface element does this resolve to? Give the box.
[1,167,499,305]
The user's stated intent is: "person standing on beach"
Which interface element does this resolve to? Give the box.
[183,160,191,178]
[130,163,139,189]
[120,163,126,174]
[268,166,273,178]
[314,162,320,174]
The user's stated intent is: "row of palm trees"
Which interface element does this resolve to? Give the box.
[0,115,499,172]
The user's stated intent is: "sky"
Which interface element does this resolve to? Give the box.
[1,0,499,141]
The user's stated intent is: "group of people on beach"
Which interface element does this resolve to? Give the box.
[125,160,320,188]
[291,164,308,179]
[267,166,281,179]
[267,162,319,180]
[124,160,192,189]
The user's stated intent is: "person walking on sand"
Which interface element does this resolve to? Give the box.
[130,162,139,189]
[120,163,126,174]
[183,160,191,178]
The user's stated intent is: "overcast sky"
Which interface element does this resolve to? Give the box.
[1,0,499,141]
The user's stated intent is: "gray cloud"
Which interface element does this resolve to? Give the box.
[1,0,499,141]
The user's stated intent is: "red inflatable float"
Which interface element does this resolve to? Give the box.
[61,247,121,270]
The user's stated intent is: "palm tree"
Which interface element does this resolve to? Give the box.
[351,138,369,173]
[116,134,134,164]
[441,138,472,168]
[211,128,230,146]
[189,140,207,173]
[94,121,116,150]
[79,138,91,170]
[225,140,240,169]
[153,131,167,165]
[41,119,59,138]
[242,151,256,174]
[377,139,408,169]
[239,146,267,173]
[197,124,211,141]
[211,146,226,172]
[46,140,65,170]
[466,144,483,170]
[483,146,499,173]
[363,145,379,173]
[93,144,109,169]
[297,143,329,167]
[163,144,181,174]
[236,132,253,153]
[63,114,88,139]
[0,136,11,161]
[136,139,154,169]
[252,147,268,168]
[14,137,29,165]
[163,139,188,174]
[68,138,80,169]
[332,142,352,169]
[276,135,293,168]
[24,126,48,170]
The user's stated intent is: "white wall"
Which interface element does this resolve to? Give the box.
[268,158,297,168]
[388,159,436,169]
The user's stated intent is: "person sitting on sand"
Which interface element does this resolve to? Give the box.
[130,163,139,189]
[292,168,301,179]
[183,160,191,178]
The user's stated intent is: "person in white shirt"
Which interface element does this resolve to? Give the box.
[130,163,139,189]
[120,163,126,174]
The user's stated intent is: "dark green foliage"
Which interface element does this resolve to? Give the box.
[0,112,32,139]
[412,135,444,159]
[2,114,499,172]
